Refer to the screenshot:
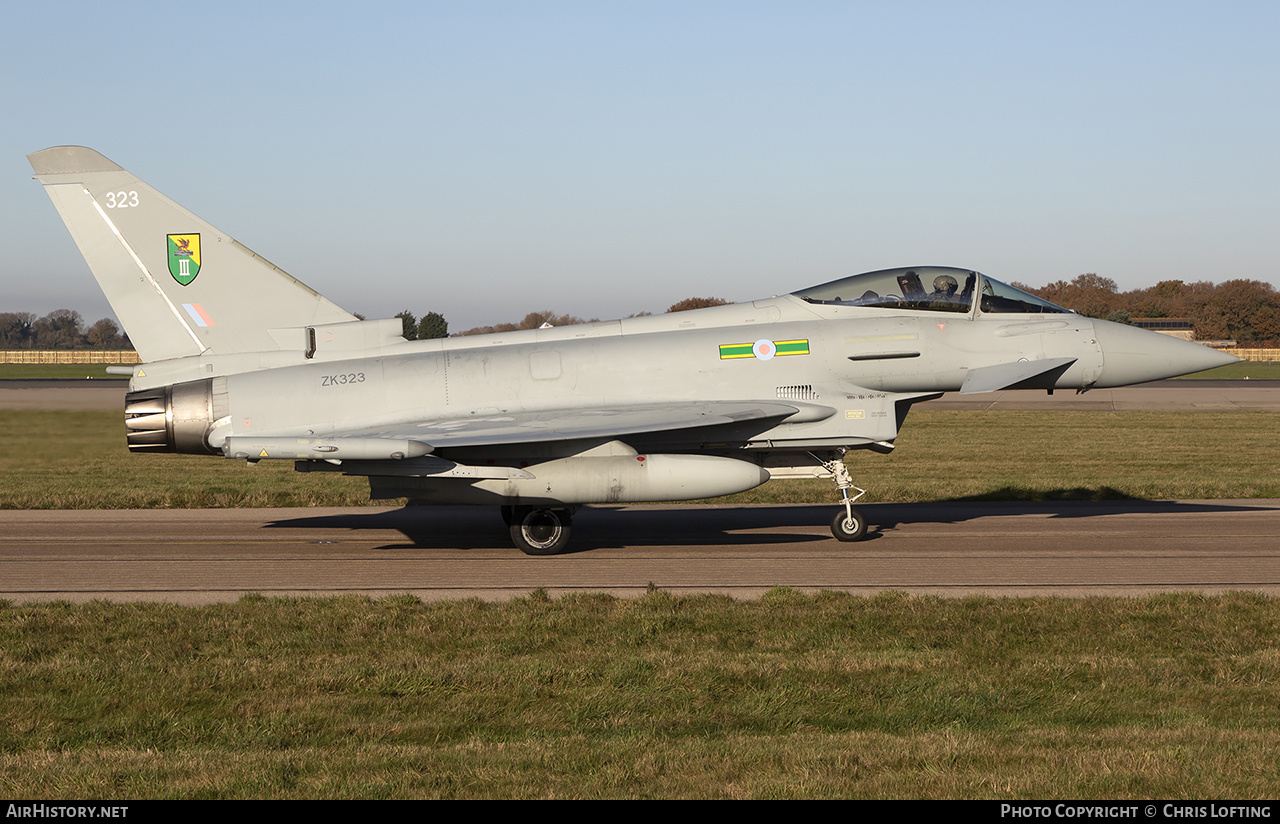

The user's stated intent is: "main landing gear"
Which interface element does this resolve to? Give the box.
[497,449,870,554]
[813,449,868,542]
[501,505,575,555]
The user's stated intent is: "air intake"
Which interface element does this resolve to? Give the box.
[776,384,818,401]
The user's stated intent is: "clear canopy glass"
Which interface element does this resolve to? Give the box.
[792,266,1071,315]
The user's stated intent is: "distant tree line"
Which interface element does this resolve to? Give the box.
[454,311,598,337]
[0,310,128,350]
[3,296,737,350]
[24,279,1270,350]
[1013,274,1280,345]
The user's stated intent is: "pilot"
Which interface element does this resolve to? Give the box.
[929,274,959,302]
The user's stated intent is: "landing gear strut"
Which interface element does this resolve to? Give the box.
[813,449,868,542]
[504,506,574,555]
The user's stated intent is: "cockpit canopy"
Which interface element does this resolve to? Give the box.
[792,266,1071,315]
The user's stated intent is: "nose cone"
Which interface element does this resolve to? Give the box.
[1093,319,1240,387]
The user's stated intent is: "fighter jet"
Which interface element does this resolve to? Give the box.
[28,146,1239,554]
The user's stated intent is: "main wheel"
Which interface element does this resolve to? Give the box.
[831,507,867,542]
[510,507,573,555]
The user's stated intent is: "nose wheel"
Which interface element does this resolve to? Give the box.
[831,506,867,542]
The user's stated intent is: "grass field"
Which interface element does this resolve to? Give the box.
[1175,361,1280,380]
[3,590,1279,798]
[3,408,1278,508]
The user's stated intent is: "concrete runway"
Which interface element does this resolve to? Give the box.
[3,501,1279,604]
[3,378,1277,604]
[0,379,128,409]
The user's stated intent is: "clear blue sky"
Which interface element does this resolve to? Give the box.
[4,1,1278,331]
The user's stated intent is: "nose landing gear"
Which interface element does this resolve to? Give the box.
[813,449,869,542]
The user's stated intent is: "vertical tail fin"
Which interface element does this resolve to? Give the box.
[28,146,357,362]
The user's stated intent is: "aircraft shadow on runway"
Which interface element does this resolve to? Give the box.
[266,505,831,553]
[868,496,1272,526]
[264,497,1274,553]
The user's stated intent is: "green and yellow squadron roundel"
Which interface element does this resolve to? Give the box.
[167,234,201,285]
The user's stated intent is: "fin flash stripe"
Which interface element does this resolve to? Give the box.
[182,303,215,327]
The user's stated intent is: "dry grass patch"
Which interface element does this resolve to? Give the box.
[3,591,1280,798]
